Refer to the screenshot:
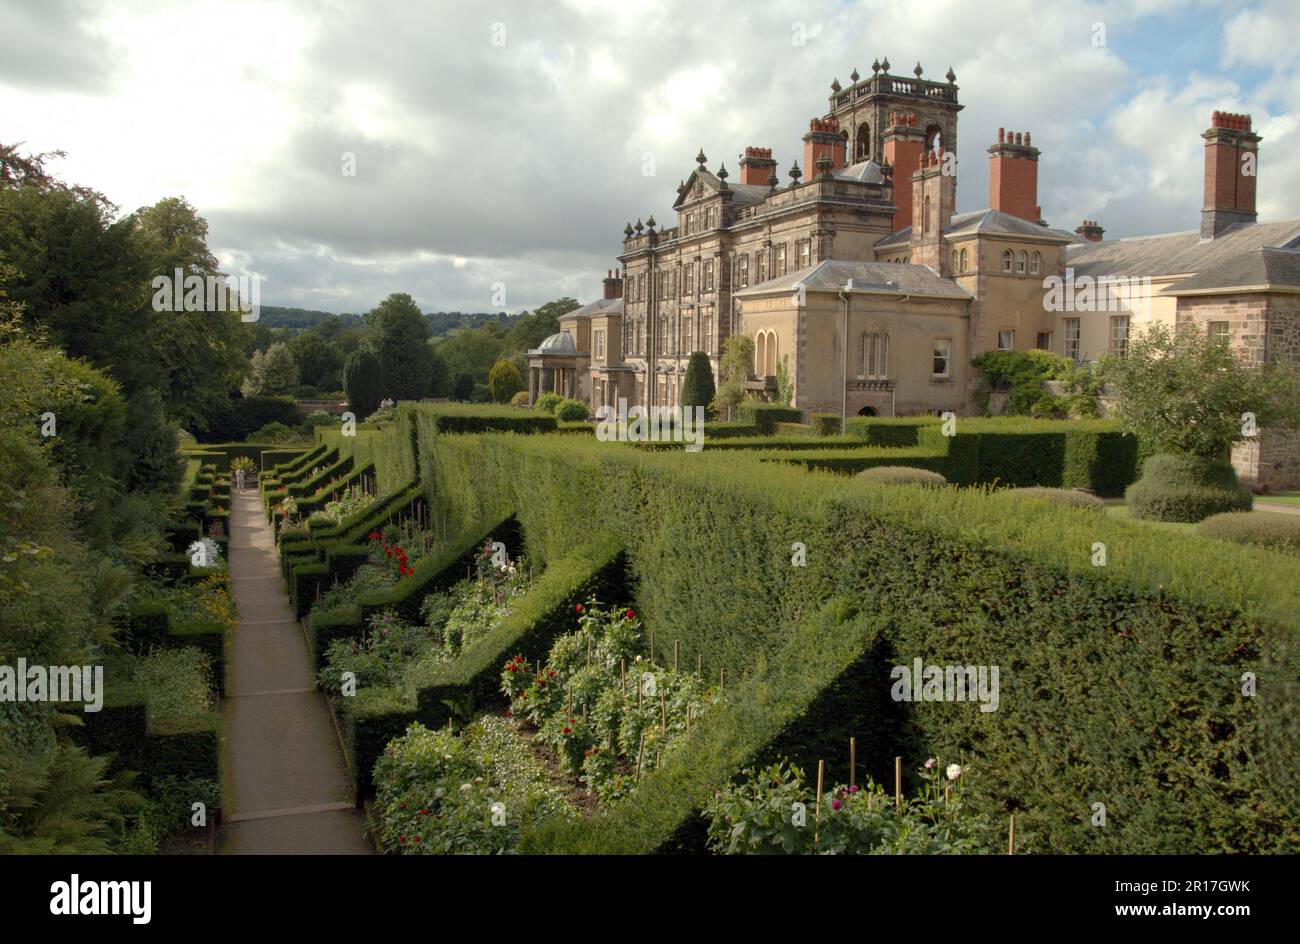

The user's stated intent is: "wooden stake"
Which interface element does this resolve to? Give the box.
[815,759,825,843]
[635,733,646,781]
[849,737,856,790]
[649,630,655,665]
[673,640,679,673]
[1008,814,1016,855]
[659,689,667,732]
[637,677,643,710]
[697,653,703,676]
[895,756,903,811]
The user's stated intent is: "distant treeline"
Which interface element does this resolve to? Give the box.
[259,304,528,337]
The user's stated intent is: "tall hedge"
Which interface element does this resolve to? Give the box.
[344,349,384,419]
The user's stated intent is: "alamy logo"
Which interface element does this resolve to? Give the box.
[50,875,150,924]
[595,398,705,452]
[1042,268,1150,312]
[890,658,1000,713]
[151,268,260,322]
[0,660,103,712]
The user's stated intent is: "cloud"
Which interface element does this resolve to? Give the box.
[2,0,1297,313]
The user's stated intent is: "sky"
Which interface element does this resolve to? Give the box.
[2,0,1298,314]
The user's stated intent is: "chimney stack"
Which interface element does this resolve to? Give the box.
[1075,220,1104,242]
[603,268,623,300]
[910,149,955,273]
[883,112,925,233]
[802,117,846,180]
[1202,111,1260,238]
[988,127,1042,224]
[739,147,777,186]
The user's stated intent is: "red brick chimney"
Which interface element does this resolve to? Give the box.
[739,147,777,186]
[988,128,1042,224]
[883,112,925,233]
[603,268,623,300]
[1202,111,1261,239]
[802,117,846,179]
[1075,220,1104,242]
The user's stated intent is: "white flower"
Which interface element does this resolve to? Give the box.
[946,763,963,781]
[433,787,445,799]
[459,782,473,793]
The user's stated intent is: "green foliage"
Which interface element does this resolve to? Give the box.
[241,341,299,398]
[487,359,524,403]
[774,354,794,407]
[680,351,716,414]
[1105,321,1300,459]
[811,413,841,436]
[738,402,803,433]
[712,334,754,419]
[706,759,997,854]
[1127,453,1253,522]
[365,293,444,399]
[287,331,343,391]
[1197,511,1300,555]
[554,398,589,422]
[509,390,529,407]
[971,349,1073,415]
[843,416,940,446]
[202,395,300,443]
[452,372,475,401]
[250,421,300,444]
[344,348,384,418]
[1011,487,1104,510]
[534,392,563,414]
[856,465,948,487]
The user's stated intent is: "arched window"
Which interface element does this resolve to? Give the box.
[856,122,871,162]
[951,249,959,272]
[766,332,778,377]
[860,332,889,379]
[960,249,969,271]
[925,124,943,155]
[1015,250,1027,274]
[922,195,930,235]
[754,333,765,376]
[1030,252,1041,275]
[1001,250,1013,272]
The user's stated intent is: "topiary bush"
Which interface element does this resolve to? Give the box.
[510,391,530,407]
[1126,453,1252,523]
[1012,487,1105,510]
[856,465,948,487]
[555,398,589,422]
[534,392,563,414]
[1198,511,1300,555]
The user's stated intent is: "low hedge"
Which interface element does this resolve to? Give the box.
[1198,511,1300,555]
[1127,454,1253,523]
[856,465,948,487]
[758,447,949,476]
[118,602,226,694]
[346,533,628,794]
[811,413,843,436]
[738,402,802,433]
[844,416,941,447]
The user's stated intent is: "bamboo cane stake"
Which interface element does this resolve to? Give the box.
[895,756,902,812]
[660,689,667,733]
[635,732,646,781]
[1008,814,1016,855]
[815,759,825,844]
[673,640,680,673]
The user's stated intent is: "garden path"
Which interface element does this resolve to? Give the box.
[220,485,374,854]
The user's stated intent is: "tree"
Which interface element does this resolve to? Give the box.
[241,342,299,398]
[487,359,524,403]
[713,334,755,420]
[453,371,475,401]
[365,293,437,399]
[436,324,506,387]
[680,351,716,415]
[288,331,343,391]
[344,349,384,418]
[504,296,581,353]
[774,354,793,407]
[1105,322,1300,459]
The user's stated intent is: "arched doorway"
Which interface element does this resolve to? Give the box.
[857,406,877,417]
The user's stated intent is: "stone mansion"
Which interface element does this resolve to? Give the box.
[526,60,1300,486]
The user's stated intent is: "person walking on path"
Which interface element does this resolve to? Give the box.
[235,468,245,492]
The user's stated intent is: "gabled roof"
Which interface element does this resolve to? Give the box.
[875,208,1077,248]
[1066,218,1300,279]
[1164,246,1300,295]
[734,259,972,300]
[834,160,886,184]
[673,166,769,210]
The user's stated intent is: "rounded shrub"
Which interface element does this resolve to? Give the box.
[1011,487,1104,510]
[534,392,563,414]
[856,465,948,487]
[1197,511,1300,555]
[555,398,590,422]
[1126,454,1252,523]
[510,391,530,407]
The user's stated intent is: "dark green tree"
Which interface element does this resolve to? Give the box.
[344,348,384,418]
[453,371,475,401]
[365,293,436,399]
[487,359,524,403]
[288,330,343,391]
[680,351,716,415]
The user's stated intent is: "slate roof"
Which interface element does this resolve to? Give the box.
[875,208,1077,248]
[563,297,624,320]
[733,259,972,300]
[1065,219,1300,279]
[1164,246,1300,295]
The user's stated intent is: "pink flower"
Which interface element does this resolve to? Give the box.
[831,799,842,810]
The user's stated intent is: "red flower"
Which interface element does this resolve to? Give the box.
[548,670,556,678]
[575,604,583,612]
[506,664,516,673]
[368,532,379,541]
[399,835,407,844]
[504,709,513,717]
[562,727,571,735]
[419,809,429,816]
[625,609,635,619]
